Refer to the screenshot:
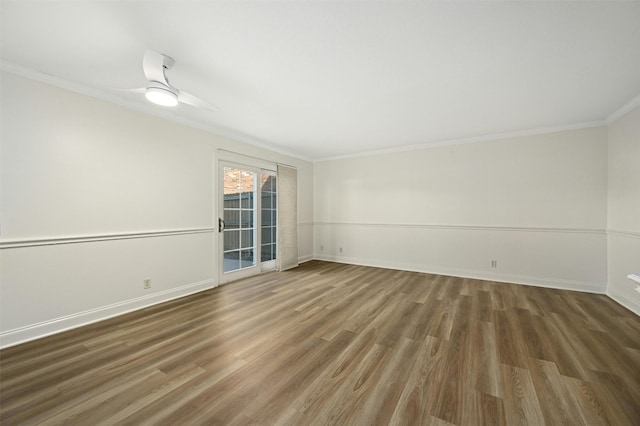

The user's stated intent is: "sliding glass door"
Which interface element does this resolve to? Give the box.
[260,173,277,266]
[219,162,276,283]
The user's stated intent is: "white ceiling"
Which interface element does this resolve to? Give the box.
[2,1,639,160]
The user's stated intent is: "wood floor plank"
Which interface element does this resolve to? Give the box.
[272,327,381,424]
[500,363,546,426]
[562,375,613,425]
[587,370,640,426]
[475,321,503,399]
[98,363,207,426]
[337,337,421,425]
[537,313,596,382]
[527,358,587,425]
[388,335,449,425]
[1,260,639,425]
[306,342,392,425]
[494,309,529,369]
[471,391,506,426]
[239,329,359,424]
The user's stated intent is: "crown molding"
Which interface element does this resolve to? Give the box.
[4,60,637,163]
[606,93,640,124]
[0,61,312,163]
[314,120,606,162]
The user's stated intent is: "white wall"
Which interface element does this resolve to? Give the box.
[607,104,640,315]
[314,127,608,291]
[0,71,313,347]
[2,70,636,349]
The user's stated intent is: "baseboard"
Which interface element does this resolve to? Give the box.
[313,254,606,294]
[1,257,618,349]
[0,278,218,349]
[607,289,640,317]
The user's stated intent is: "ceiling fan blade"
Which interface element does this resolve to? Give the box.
[113,87,146,94]
[178,90,218,111]
[142,50,174,85]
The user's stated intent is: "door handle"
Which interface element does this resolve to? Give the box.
[218,218,225,232]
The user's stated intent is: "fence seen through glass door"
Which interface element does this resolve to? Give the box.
[223,167,257,273]
[261,174,277,262]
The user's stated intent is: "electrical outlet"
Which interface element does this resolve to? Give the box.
[339,247,343,253]
[320,245,324,251]
[143,278,151,289]
[491,260,497,268]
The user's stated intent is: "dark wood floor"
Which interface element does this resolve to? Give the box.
[1,261,639,425]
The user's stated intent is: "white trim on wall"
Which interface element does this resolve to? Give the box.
[606,93,640,124]
[606,230,640,317]
[0,228,215,249]
[313,221,607,294]
[314,221,605,235]
[0,66,317,351]
[3,60,636,164]
[0,61,312,163]
[314,254,606,294]
[607,229,640,239]
[216,149,279,172]
[297,222,314,265]
[607,289,640,317]
[298,254,314,263]
[314,121,606,162]
[0,278,218,349]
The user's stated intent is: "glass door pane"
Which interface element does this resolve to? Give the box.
[260,173,277,262]
[223,166,256,273]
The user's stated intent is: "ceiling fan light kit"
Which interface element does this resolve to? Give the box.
[145,81,178,107]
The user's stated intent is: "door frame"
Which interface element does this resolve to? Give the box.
[218,160,277,284]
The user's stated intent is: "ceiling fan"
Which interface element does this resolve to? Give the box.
[122,50,217,110]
